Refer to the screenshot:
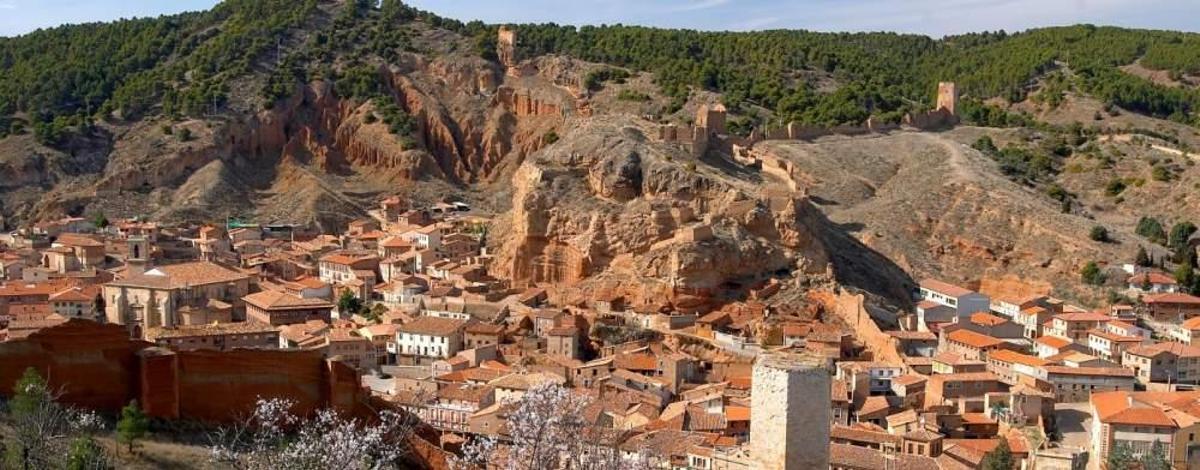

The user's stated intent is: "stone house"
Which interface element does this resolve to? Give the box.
[924,372,1007,410]
[463,322,504,349]
[1037,366,1136,402]
[1143,292,1200,322]
[1090,391,1200,468]
[48,286,98,320]
[395,316,467,363]
[1172,316,1200,344]
[1122,342,1200,385]
[1128,270,1179,294]
[103,261,251,339]
[1043,311,1111,342]
[918,279,990,324]
[144,321,279,351]
[940,329,1009,362]
[243,290,333,326]
[318,251,379,300]
[1013,305,1054,339]
[545,326,580,359]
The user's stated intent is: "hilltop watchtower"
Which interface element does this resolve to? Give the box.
[936,82,958,116]
[497,26,517,68]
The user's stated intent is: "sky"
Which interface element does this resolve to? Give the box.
[1,0,1197,38]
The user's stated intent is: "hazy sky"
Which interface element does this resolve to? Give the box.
[2,0,1197,38]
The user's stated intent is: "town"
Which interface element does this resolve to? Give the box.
[3,189,1200,469]
[4,1,1200,469]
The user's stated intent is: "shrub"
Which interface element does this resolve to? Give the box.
[1104,178,1126,196]
[1090,225,1110,242]
[1081,261,1106,286]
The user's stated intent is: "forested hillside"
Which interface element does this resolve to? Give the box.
[1,0,1198,143]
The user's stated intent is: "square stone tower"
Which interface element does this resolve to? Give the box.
[937,82,957,115]
[695,103,727,135]
[497,26,517,68]
[750,352,831,470]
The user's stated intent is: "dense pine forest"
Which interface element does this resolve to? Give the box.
[1,0,1199,142]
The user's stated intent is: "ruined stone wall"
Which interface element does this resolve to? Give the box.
[904,108,959,130]
[810,289,904,365]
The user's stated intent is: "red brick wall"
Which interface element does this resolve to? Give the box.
[0,320,146,412]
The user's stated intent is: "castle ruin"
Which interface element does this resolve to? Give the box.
[497,26,517,69]
[750,352,831,470]
[658,104,730,158]
[936,81,958,115]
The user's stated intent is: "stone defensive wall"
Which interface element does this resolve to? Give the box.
[809,289,904,365]
[0,320,365,423]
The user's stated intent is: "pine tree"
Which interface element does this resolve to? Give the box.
[981,436,1014,470]
[1136,246,1152,267]
[116,400,148,454]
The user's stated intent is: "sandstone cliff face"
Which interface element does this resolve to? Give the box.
[492,117,846,310]
[4,51,586,229]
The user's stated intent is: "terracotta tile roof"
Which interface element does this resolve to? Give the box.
[891,374,927,387]
[1092,391,1178,427]
[857,396,891,417]
[928,372,1001,383]
[437,384,493,403]
[1181,316,1200,329]
[725,405,750,422]
[987,349,1048,367]
[319,252,378,267]
[970,312,1009,327]
[831,424,902,446]
[49,287,93,302]
[1144,292,1200,305]
[1087,328,1144,343]
[1042,365,1134,377]
[920,279,975,297]
[946,329,1005,349]
[464,322,505,335]
[54,233,105,248]
[397,316,467,337]
[829,442,940,470]
[932,351,985,366]
[1129,271,1177,285]
[243,290,333,310]
[1034,336,1072,349]
[916,300,943,310]
[886,330,937,341]
[1126,342,1200,359]
[960,413,995,425]
[145,321,278,339]
[109,261,248,289]
[0,282,61,297]
[1054,311,1111,322]
[614,352,659,371]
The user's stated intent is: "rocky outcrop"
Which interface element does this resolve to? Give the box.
[491,117,856,310]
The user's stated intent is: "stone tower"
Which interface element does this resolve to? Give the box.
[937,82,958,116]
[695,104,727,136]
[497,26,517,68]
[127,236,149,277]
[750,352,831,470]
